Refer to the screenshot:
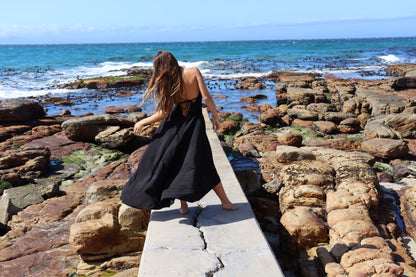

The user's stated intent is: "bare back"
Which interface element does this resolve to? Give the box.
[176,67,200,102]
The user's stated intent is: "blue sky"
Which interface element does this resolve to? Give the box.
[0,0,415,44]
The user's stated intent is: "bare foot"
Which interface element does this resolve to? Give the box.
[222,202,238,210]
[179,201,188,215]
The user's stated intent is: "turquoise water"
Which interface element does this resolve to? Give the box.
[1,37,416,115]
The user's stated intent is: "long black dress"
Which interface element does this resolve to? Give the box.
[121,93,220,210]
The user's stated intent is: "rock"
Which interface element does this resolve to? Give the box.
[307,103,337,114]
[275,146,315,163]
[286,87,327,104]
[0,99,45,123]
[363,121,402,140]
[287,107,319,121]
[95,127,136,149]
[235,170,261,195]
[262,178,283,197]
[217,120,240,135]
[280,206,328,248]
[322,112,356,123]
[385,64,416,77]
[61,114,135,142]
[233,133,279,153]
[392,76,416,90]
[259,108,281,126]
[259,103,272,112]
[306,138,361,152]
[1,184,44,211]
[85,179,128,205]
[329,220,380,248]
[277,133,303,147]
[361,138,408,159]
[238,143,256,154]
[69,200,146,258]
[0,198,13,226]
[342,97,370,115]
[313,121,338,134]
[126,112,147,122]
[236,77,266,90]
[327,208,372,227]
[370,113,416,138]
[338,118,361,133]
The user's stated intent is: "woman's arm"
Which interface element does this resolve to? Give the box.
[133,110,169,135]
[194,68,221,131]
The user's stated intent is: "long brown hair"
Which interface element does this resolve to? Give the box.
[141,50,183,113]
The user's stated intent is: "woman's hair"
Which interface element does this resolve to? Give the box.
[141,50,183,113]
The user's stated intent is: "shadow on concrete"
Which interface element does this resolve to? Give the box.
[150,202,253,226]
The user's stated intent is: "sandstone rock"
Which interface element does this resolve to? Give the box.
[235,170,261,195]
[233,133,279,153]
[217,120,240,135]
[361,138,408,159]
[307,103,337,114]
[95,127,136,149]
[280,206,328,248]
[0,99,45,123]
[313,121,338,134]
[236,77,266,89]
[85,179,128,205]
[118,204,150,235]
[259,108,281,126]
[275,146,315,163]
[306,138,361,152]
[126,112,147,122]
[385,64,416,77]
[287,107,319,121]
[327,208,372,227]
[338,118,361,133]
[305,147,375,166]
[363,121,402,140]
[1,184,44,211]
[322,112,356,123]
[61,114,135,142]
[262,178,283,196]
[291,119,315,128]
[325,263,345,277]
[277,133,302,147]
[286,87,326,104]
[330,220,380,248]
[259,103,272,112]
[371,113,416,138]
[392,76,416,90]
[238,142,256,154]
[342,97,370,115]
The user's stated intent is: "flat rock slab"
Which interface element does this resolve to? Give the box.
[138,109,283,277]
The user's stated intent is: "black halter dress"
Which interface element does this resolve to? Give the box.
[121,94,220,210]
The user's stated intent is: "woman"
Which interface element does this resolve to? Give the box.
[121,50,237,215]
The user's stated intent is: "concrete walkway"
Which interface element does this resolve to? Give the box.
[138,109,284,277]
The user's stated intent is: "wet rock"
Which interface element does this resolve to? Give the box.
[0,99,45,123]
[235,170,261,195]
[361,138,408,159]
[385,64,416,77]
[0,125,32,142]
[236,77,266,90]
[61,114,135,142]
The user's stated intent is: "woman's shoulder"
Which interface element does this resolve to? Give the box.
[183,67,201,76]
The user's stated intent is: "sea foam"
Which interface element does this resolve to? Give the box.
[378,54,403,63]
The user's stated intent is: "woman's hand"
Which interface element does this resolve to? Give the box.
[133,121,144,135]
[212,118,220,132]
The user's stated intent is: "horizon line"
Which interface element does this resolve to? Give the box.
[1,35,415,46]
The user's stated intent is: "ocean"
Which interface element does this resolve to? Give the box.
[1,37,416,116]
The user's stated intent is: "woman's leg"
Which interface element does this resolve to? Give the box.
[179,200,188,215]
[213,182,238,210]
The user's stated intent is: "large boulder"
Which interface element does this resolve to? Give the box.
[61,114,135,142]
[361,138,408,159]
[280,206,328,248]
[1,184,44,211]
[369,113,416,138]
[363,121,402,140]
[392,76,416,90]
[0,99,45,123]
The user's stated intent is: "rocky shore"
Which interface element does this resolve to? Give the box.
[0,63,416,276]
